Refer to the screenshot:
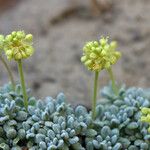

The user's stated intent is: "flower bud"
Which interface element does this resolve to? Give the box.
[81,56,87,62]
[100,38,108,46]
[25,34,33,42]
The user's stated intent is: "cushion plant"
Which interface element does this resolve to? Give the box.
[0,31,150,150]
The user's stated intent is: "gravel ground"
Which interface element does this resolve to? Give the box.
[0,0,150,107]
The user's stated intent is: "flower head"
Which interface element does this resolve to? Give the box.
[81,37,121,72]
[3,31,34,60]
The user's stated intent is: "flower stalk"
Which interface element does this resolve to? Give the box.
[107,67,118,95]
[0,55,15,90]
[17,60,28,111]
[92,71,99,119]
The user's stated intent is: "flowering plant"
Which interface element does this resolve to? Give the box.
[81,37,121,119]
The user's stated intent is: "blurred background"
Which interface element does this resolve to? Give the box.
[0,0,150,107]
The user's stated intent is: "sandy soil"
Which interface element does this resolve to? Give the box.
[0,0,150,107]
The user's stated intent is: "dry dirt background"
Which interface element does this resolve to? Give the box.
[0,0,150,107]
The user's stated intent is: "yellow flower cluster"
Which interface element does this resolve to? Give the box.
[81,37,121,72]
[141,107,150,132]
[0,31,34,60]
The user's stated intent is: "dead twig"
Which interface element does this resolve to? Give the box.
[91,0,112,16]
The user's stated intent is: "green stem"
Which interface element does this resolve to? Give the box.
[107,67,118,95]
[0,55,15,90]
[17,60,28,111]
[92,71,99,120]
